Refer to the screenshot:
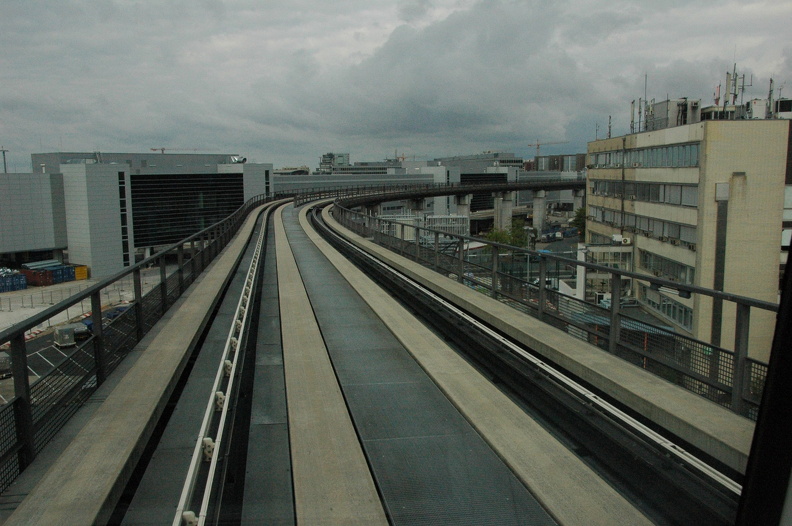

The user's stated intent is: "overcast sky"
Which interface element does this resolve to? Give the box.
[1,0,790,171]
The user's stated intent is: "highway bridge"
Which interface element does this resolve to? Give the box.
[0,183,787,525]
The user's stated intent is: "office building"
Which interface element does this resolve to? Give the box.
[585,108,791,361]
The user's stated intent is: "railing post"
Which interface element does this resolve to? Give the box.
[458,237,465,284]
[213,226,220,257]
[133,267,144,341]
[177,244,185,295]
[608,274,623,355]
[90,292,107,385]
[10,333,35,468]
[414,226,421,260]
[491,246,499,297]
[434,231,440,271]
[159,256,168,314]
[190,239,197,278]
[731,303,750,415]
[538,257,547,320]
[200,233,207,271]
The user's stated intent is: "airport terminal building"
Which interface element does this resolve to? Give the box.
[1,153,270,277]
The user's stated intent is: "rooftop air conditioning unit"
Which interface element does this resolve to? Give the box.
[659,236,668,242]
[689,244,697,251]
[621,237,632,245]
[670,239,679,245]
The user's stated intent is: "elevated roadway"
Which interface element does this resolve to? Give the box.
[0,198,752,525]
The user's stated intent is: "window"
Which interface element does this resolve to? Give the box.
[666,185,682,205]
[680,226,696,244]
[681,186,698,207]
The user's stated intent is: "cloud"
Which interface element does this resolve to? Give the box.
[0,0,789,171]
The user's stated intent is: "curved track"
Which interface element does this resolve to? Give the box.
[3,198,744,525]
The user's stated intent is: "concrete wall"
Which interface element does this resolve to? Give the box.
[695,120,788,360]
[241,163,272,201]
[61,164,125,278]
[0,173,66,253]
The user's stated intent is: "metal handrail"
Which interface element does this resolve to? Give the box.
[329,192,776,418]
[175,204,271,526]
[0,192,288,494]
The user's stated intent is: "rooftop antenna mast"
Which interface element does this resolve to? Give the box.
[0,147,7,174]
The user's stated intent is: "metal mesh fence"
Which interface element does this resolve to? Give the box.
[336,206,770,419]
[103,310,139,373]
[0,195,273,494]
[0,400,20,492]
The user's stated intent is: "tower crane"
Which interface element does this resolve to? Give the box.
[529,140,569,158]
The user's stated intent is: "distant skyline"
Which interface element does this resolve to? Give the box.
[2,0,790,172]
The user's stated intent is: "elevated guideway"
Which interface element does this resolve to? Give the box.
[1,204,273,525]
[323,204,755,477]
[0,196,752,525]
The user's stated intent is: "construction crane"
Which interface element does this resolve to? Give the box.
[529,140,569,158]
[150,148,205,154]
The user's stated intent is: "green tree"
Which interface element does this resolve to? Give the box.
[484,218,529,247]
[509,218,529,248]
[484,228,511,245]
[570,207,586,237]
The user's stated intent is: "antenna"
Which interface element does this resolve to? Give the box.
[0,147,7,174]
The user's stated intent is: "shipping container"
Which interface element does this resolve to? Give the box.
[0,274,27,292]
[73,265,89,281]
[20,269,54,287]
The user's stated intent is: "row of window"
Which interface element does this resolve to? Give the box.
[588,205,697,245]
[639,249,695,285]
[589,142,700,169]
[591,180,698,207]
[639,283,693,330]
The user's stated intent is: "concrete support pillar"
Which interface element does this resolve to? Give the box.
[533,190,547,234]
[365,204,380,217]
[493,191,515,231]
[574,189,585,212]
[454,194,472,217]
[493,194,504,230]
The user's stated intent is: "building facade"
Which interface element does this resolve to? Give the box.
[1,153,271,278]
[586,119,791,361]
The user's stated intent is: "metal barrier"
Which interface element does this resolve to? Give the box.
[332,201,775,421]
[293,177,585,207]
[0,193,282,494]
[174,201,270,526]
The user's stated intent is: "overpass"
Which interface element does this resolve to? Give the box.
[0,184,786,524]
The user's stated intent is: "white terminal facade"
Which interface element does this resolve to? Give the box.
[0,152,269,278]
[585,96,792,361]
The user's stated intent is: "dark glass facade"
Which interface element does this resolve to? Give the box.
[460,173,508,211]
[130,173,244,247]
